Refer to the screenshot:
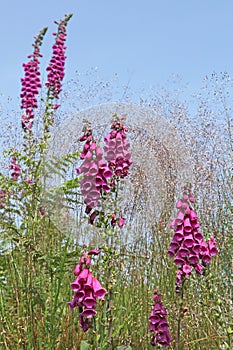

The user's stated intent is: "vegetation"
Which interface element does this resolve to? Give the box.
[0,14,232,350]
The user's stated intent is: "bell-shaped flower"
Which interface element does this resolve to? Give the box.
[188,254,199,265]
[78,268,89,283]
[177,246,189,258]
[92,277,107,298]
[174,256,185,267]
[208,237,218,256]
[81,308,97,318]
[184,217,192,232]
[71,277,81,291]
[183,234,194,248]
[175,210,185,225]
[202,252,211,264]
[182,263,192,276]
[83,289,97,308]
[74,263,82,276]
[194,263,204,275]
[193,230,203,242]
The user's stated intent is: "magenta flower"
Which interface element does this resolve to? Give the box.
[77,128,113,221]
[149,289,172,347]
[20,28,47,130]
[46,16,71,100]
[67,250,107,332]
[9,157,21,181]
[167,185,218,289]
[118,216,126,228]
[104,116,132,178]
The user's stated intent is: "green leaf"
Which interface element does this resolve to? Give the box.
[80,341,90,350]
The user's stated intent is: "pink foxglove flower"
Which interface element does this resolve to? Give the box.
[20,28,47,130]
[67,250,106,332]
[167,185,218,290]
[77,129,113,221]
[46,15,72,100]
[104,116,132,178]
[149,289,172,347]
[9,157,21,181]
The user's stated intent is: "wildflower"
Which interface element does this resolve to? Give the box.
[46,15,71,100]
[67,249,107,331]
[9,157,21,181]
[20,28,47,129]
[149,288,172,347]
[118,216,126,228]
[104,115,132,178]
[76,129,113,218]
[167,185,218,289]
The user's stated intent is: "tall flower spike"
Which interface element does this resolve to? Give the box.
[46,14,72,101]
[20,27,47,130]
[104,114,132,179]
[76,127,113,221]
[167,184,218,290]
[67,249,107,332]
[149,288,173,347]
[9,157,21,181]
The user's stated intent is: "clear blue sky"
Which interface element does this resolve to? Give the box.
[1,0,233,105]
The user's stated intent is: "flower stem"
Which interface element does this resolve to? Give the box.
[177,278,185,350]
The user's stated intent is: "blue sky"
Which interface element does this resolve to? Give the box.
[1,0,233,106]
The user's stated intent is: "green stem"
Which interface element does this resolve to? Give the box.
[177,278,185,350]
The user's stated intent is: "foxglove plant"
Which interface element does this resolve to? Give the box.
[67,249,107,332]
[46,16,70,101]
[9,157,21,181]
[167,185,218,290]
[104,115,132,178]
[77,115,132,227]
[149,288,173,347]
[20,28,47,130]
[76,128,113,217]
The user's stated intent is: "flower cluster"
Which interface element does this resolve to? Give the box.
[77,116,132,225]
[149,288,173,347]
[20,29,46,129]
[104,117,132,178]
[9,157,21,181]
[76,129,113,215]
[46,15,71,99]
[67,249,107,332]
[167,186,218,289]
